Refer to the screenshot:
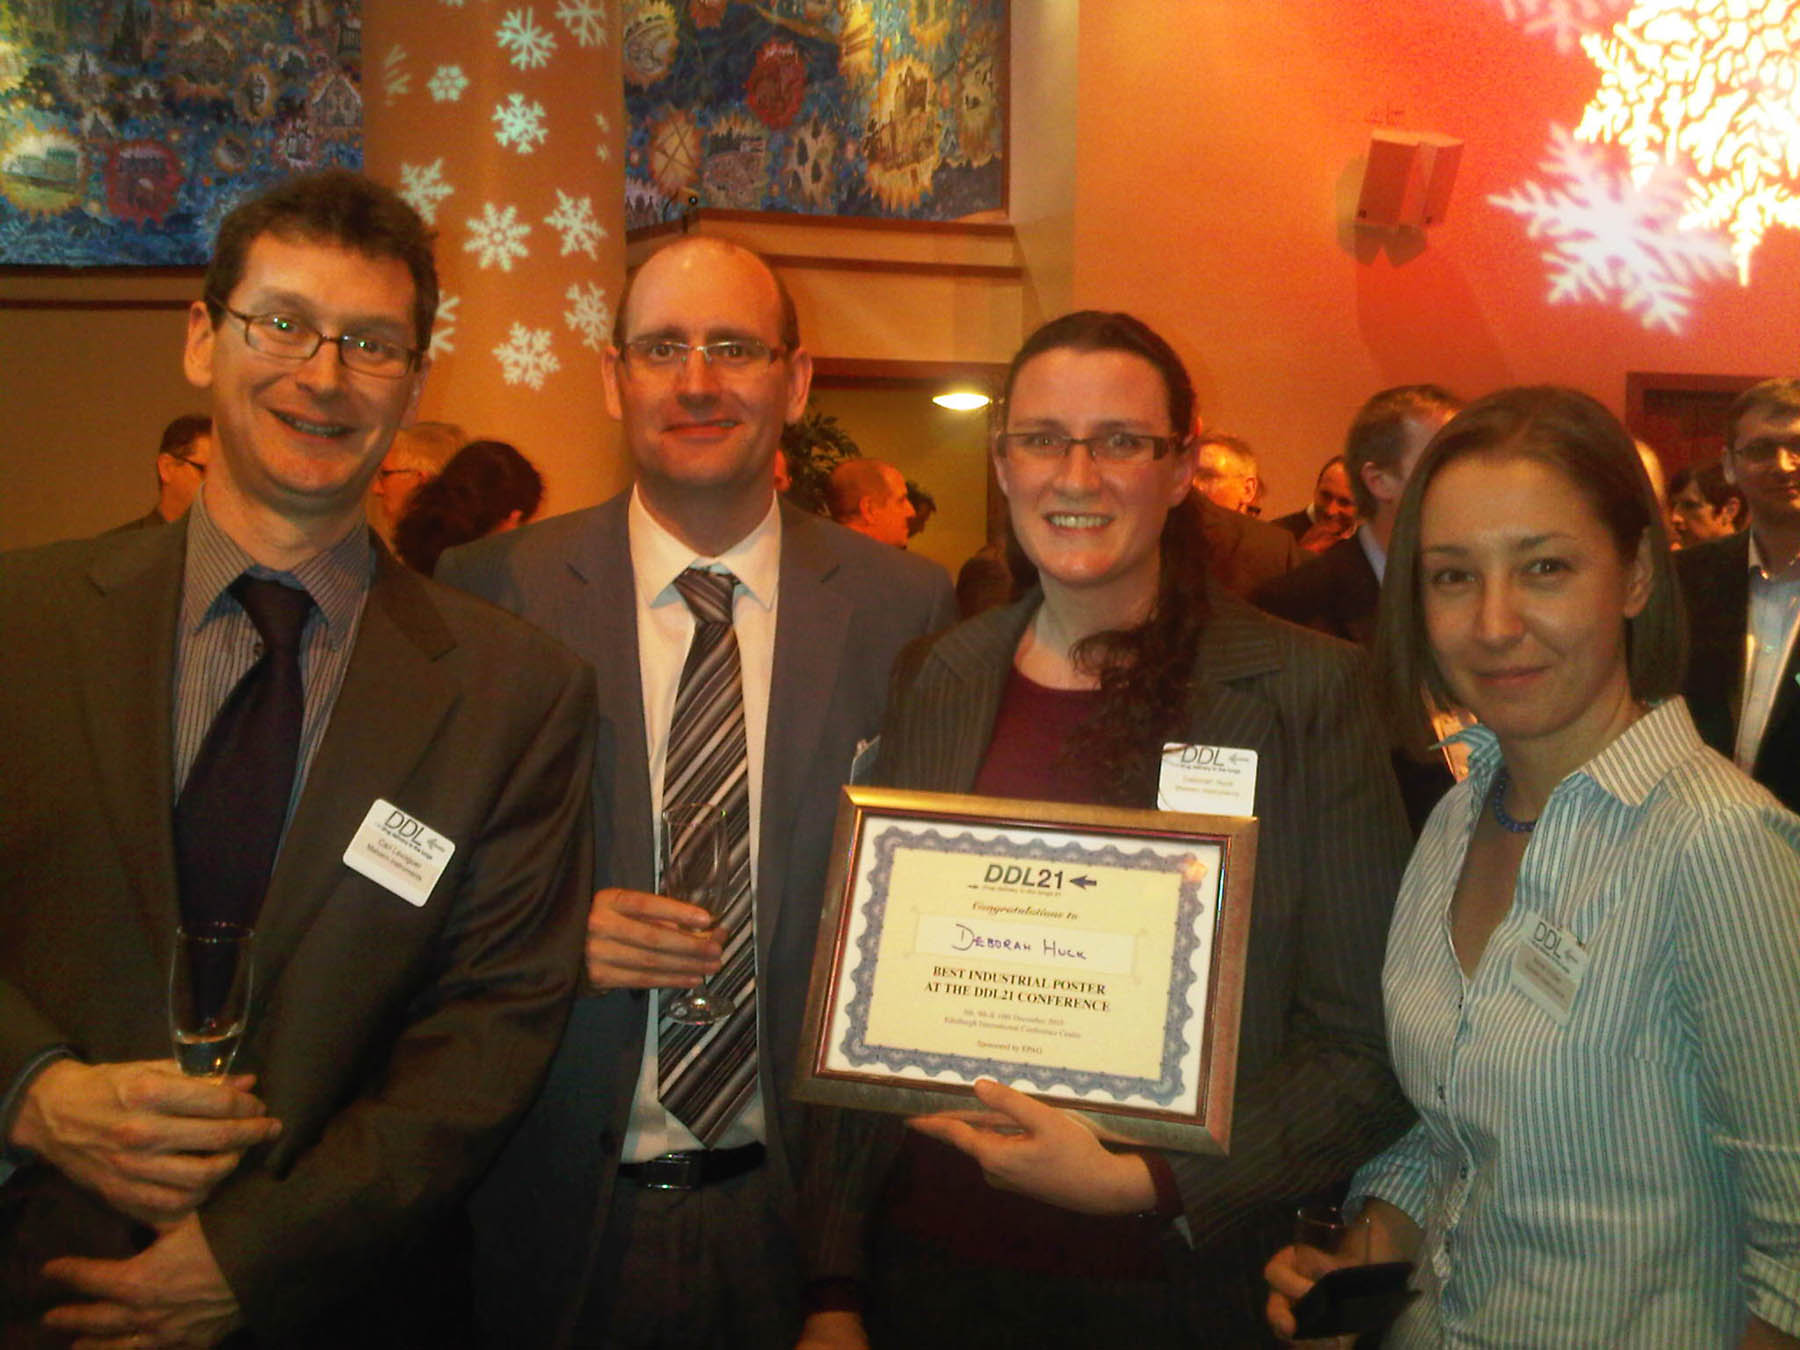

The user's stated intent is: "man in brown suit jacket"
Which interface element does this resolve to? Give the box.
[0,171,595,1347]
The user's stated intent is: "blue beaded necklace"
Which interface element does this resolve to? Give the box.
[1487,766,1537,834]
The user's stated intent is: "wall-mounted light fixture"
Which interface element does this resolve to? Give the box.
[932,390,991,411]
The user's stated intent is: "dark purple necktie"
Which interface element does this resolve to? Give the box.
[174,575,313,930]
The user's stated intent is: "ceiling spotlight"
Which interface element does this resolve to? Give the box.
[933,390,991,411]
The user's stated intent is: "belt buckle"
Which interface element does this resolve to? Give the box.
[639,1152,702,1190]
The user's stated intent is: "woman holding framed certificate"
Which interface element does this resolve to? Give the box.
[798,312,1415,1349]
[1263,388,1800,1347]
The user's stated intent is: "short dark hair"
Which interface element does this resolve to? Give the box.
[1668,458,1745,516]
[1315,454,1346,484]
[1345,384,1462,517]
[1000,310,1196,435]
[1376,386,1685,724]
[1725,377,1800,449]
[158,413,212,458]
[612,235,800,351]
[204,170,439,351]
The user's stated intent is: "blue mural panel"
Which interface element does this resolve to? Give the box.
[621,0,1004,228]
[0,1,363,267]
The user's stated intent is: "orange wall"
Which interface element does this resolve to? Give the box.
[1070,1,1798,516]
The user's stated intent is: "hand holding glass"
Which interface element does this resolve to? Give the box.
[659,802,734,1026]
[169,922,254,1077]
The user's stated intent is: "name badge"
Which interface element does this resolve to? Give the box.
[343,798,456,908]
[1510,917,1589,1025]
[1157,743,1258,816]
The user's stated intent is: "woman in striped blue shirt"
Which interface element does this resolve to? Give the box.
[1265,386,1800,1348]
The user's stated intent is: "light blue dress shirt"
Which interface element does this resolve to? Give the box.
[1351,699,1800,1347]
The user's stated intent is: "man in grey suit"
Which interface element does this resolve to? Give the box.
[440,235,954,1348]
[0,171,595,1346]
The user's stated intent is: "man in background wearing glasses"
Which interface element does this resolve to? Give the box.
[0,170,596,1345]
[440,234,954,1348]
[1679,377,1800,813]
[111,413,214,532]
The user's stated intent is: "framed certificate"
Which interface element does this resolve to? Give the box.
[793,787,1257,1154]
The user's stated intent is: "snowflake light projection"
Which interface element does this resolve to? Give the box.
[1577,0,1800,284]
[430,294,459,356]
[564,281,612,350]
[494,322,561,388]
[383,45,411,105]
[398,159,454,224]
[498,9,558,70]
[1491,126,1735,330]
[428,65,470,103]
[1493,0,1632,53]
[556,0,609,48]
[493,93,550,154]
[544,190,604,256]
[465,202,533,271]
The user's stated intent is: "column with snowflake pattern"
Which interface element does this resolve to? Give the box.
[364,0,628,514]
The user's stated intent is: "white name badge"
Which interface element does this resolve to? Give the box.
[1510,917,1589,1025]
[343,798,456,908]
[1157,743,1258,817]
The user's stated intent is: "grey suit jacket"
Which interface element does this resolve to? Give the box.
[0,522,597,1345]
[1678,530,1800,813]
[805,590,1413,1333]
[437,492,955,1347]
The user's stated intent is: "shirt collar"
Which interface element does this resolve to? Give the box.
[1449,698,1702,811]
[180,489,374,648]
[1747,528,1800,583]
[627,485,781,614]
[1356,522,1387,582]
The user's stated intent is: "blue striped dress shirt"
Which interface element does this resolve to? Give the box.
[1350,699,1800,1347]
[174,491,372,817]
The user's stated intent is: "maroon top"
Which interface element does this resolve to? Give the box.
[878,666,1180,1280]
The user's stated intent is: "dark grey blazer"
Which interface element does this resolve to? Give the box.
[437,493,955,1348]
[0,522,597,1346]
[805,589,1414,1337]
[1677,530,1800,813]
[1253,534,1381,647]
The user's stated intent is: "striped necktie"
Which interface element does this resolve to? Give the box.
[658,567,757,1146]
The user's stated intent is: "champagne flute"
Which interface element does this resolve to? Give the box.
[659,801,734,1026]
[169,921,254,1077]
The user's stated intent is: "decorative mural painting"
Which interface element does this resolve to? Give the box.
[0,1,363,267]
[620,0,1005,228]
[1483,0,1797,334]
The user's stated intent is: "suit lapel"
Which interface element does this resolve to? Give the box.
[758,508,852,969]
[568,499,655,893]
[75,531,186,965]
[903,598,1031,792]
[250,554,457,1001]
[1182,597,1284,758]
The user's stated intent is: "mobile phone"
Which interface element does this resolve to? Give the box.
[1289,1260,1416,1339]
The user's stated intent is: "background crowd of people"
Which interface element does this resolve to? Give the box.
[3,169,1796,1349]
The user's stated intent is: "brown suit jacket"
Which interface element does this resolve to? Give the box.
[804,590,1414,1337]
[1194,496,1305,598]
[0,523,596,1345]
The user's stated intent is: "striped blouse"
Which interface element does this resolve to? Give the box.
[1349,699,1800,1347]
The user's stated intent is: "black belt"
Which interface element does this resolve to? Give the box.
[617,1142,765,1191]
